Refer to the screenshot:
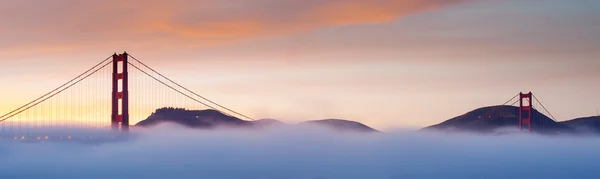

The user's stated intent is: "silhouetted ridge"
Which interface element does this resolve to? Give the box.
[423,105,573,134]
[302,119,379,133]
[253,118,285,127]
[135,107,251,128]
[136,108,379,132]
[560,116,600,134]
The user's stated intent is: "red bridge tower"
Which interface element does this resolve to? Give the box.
[519,92,533,132]
[111,52,129,132]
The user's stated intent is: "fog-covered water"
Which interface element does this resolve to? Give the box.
[1,124,599,179]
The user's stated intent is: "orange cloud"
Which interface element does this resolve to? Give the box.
[149,0,469,38]
[307,0,441,26]
[0,0,470,54]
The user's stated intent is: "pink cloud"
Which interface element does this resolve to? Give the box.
[0,0,470,54]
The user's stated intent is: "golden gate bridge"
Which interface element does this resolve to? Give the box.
[0,52,560,141]
[0,52,254,141]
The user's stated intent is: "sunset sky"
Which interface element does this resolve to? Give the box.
[1,0,599,130]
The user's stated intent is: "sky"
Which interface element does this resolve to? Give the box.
[0,0,599,130]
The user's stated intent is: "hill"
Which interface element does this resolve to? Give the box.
[560,116,600,134]
[135,108,378,132]
[423,105,573,134]
[135,107,252,129]
[252,118,286,128]
[301,119,379,133]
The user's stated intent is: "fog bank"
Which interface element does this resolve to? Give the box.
[1,125,599,179]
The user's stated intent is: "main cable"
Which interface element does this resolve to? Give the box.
[532,94,558,122]
[503,94,520,106]
[0,56,112,121]
[128,55,255,121]
[127,62,227,115]
[0,60,113,123]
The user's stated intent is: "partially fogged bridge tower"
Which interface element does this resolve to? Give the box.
[519,92,533,132]
[112,52,129,132]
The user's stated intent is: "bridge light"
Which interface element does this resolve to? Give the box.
[37,136,41,140]
[68,136,71,140]
[45,136,49,140]
[21,136,25,140]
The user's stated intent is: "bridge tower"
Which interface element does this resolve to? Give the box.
[111,52,129,132]
[519,92,533,132]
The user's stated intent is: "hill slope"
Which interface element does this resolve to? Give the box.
[560,116,600,134]
[301,119,379,133]
[135,108,378,132]
[135,107,252,129]
[423,105,573,134]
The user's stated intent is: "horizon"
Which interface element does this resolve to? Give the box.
[1,0,599,131]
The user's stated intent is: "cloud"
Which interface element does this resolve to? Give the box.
[0,0,470,53]
[1,125,599,179]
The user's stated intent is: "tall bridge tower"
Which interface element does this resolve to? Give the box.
[112,52,129,132]
[519,92,533,132]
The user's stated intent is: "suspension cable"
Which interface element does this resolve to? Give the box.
[503,94,520,106]
[127,62,253,120]
[532,94,557,122]
[0,56,112,121]
[509,98,519,106]
[127,55,255,121]
[0,60,113,123]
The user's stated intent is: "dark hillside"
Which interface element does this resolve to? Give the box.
[423,105,573,134]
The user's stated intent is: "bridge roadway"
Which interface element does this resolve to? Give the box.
[0,130,131,143]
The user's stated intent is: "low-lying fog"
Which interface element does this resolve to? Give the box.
[1,124,599,179]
